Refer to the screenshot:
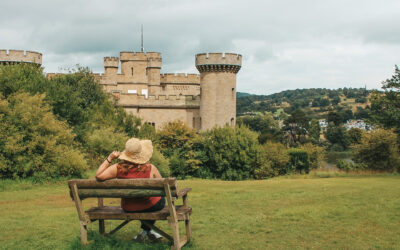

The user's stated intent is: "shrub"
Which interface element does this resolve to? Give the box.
[85,127,129,166]
[352,129,400,172]
[288,148,310,174]
[336,160,365,172]
[0,92,87,179]
[299,143,324,169]
[195,125,263,180]
[150,148,170,177]
[259,142,289,177]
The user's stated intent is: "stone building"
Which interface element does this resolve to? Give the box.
[0,49,242,131]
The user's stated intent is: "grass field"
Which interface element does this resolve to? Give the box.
[0,173,399,249]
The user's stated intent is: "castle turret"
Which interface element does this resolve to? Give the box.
[196,53,242,130]
[0,50,42,66]
[104,57,119,75]
[103,57,119,85]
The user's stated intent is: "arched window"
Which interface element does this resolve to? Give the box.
[231,117,234,126]
[131,67,134,76]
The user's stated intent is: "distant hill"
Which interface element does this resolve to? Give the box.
[237,88,373,120]
[236,92,254,98]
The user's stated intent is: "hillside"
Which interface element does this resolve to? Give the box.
[237,88,373,120]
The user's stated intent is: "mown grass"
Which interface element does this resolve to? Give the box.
[0,173,399,249]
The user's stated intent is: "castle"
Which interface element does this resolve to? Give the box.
[0,49,242,131]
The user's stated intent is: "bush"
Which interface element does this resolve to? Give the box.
[194,125,264,180]
[257,142,289,178]
[0,92,87,179]
[352,129,400,172]
[150,148,170,177]
[288,148,310,174]
[300,143,324,169]
[85,127,128,166]
[336,160,365,172]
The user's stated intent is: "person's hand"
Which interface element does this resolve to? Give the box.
[108,151,121,162]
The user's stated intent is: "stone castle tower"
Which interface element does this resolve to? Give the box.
[1,48,242,131]
[196,53,242,130]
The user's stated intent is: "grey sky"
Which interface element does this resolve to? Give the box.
[1,0,399,94]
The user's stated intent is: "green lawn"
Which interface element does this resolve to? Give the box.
[0,174,399,249]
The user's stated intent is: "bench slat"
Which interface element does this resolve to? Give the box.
[77,188,177,199]
[68,178,177,189]
[86,205,192,221]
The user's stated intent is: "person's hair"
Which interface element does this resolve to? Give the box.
[117,160,149,175]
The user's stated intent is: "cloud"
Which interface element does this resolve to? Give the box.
[0,0,399,94]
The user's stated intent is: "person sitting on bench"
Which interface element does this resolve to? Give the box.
[95,137,164,242]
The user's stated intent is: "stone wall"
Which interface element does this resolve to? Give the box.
[0,50,42,65]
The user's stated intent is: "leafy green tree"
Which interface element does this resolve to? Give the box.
[352,129,400,172]
[347,128,363,144]
[327,111,343,126]
[325,122,349,150]
[309,119,321,143]
[371,66,400,133]
[0,92,87,179]
[237,113,282,143]
[283,109,309,145]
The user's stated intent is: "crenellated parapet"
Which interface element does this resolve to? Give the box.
[120,51,161,61]
[104,57,119,68]
[195,53,241,73]
[160,73,200,84]
[117,93,200,109]
[0,49,42,65]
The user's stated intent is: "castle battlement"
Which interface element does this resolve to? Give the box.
[195,53,241,73]
[0,49,42,65]
[160,73,200,84]
[117,93,200,108]
[120,51,161,61]
[104,57,119,68]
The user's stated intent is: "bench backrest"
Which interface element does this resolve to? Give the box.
[68,178,177,200]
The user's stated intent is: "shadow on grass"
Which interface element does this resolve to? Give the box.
[68,231,196,250]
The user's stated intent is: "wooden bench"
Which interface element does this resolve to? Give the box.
[68,178,192,250]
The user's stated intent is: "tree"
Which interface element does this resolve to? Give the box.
[352,129,400,172]
[327,111,343,126]
[237,113,282,143]
[283,109,309,145]
[370,65,400,134]
[308,119,321,143]
[0,92,87,179]
[325,122,349,150]
[347,128,363,145]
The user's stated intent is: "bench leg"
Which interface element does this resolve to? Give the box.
[185,217,192,241]
[99,219,105,235]
[80,223,88,244]
[169,220,180,250]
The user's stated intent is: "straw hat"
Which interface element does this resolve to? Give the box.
[118,138,153,164]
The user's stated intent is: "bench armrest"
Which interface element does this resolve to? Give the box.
[177,188,192,198]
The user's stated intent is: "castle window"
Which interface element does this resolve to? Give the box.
[200,117,202,129]
[193,117,195,128]
[231,117,234,126]
[232,88,235,99]
[131,67,134,76]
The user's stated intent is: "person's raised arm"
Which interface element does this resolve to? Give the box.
[96,151,120,181]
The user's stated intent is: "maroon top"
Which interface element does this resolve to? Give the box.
[116,163,161,212]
